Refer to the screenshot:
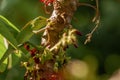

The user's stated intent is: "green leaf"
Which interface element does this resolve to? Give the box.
[17,16,47,44]
[0,15,20,32]
[0,22,18,49]
[0,35,8,72]
[31,16,47,30]
[0,15,20,49]
[0,62,7,72]
[0,45,15,67]
[0,16,47,69]
[11,52,21,67]
[0,45,30,68]
[16,25,34,44]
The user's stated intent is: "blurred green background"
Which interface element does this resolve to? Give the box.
[0,0,120,80]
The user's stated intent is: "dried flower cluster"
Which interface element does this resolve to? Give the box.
[22,0,99,80]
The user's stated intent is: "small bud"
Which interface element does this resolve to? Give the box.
[24,44,30,51]
[73,43,78,48]
[63,45,69,51]
[71,38,78,48]
[71,38,75,43]
[30,48,37,57]
[75,30,82,36]
[62,39,67,47]
[34,57,40,64]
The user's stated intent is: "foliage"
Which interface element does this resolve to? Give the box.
[0,0,120,80]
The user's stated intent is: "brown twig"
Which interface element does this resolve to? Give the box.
[84,17,100,44]
[81,0,100,44]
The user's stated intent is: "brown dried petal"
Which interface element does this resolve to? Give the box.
[75,30,82,36]
[24,44,30,51]
[73,43,78,48]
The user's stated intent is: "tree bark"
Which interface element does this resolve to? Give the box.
[41,0,78,48]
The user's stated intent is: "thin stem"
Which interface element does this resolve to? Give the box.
[84,17,100,44]
[83,0,100,44]
[91,17,100,35]
[78,0,100,22]
[22,20,32,30]
[7,54,12,69]
[78,3,96,10]
[92,0,99,22]
[0,15,20,32]
[3,38,12,69]
[33,27,46,34]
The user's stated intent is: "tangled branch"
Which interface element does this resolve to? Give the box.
[23,0,100,80]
